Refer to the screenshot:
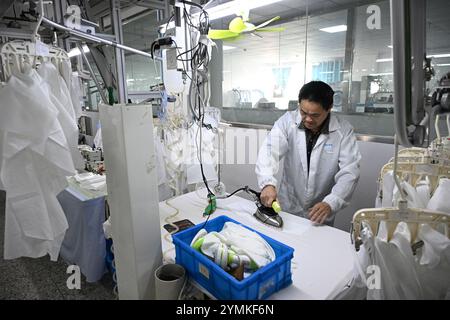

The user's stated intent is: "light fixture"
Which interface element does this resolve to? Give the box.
[376,58,393,63]
[223,45,236,51]
[387,45,393,48]
[319,25,347,33]
[194,0,283,21]
[369,72,393,76]
[437,63,450,67]
[375,53,450,62]
[427,53,450,59]
[370,82,380,94]
[68,45,90,58]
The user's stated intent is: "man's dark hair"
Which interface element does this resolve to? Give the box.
[298,81,334,111]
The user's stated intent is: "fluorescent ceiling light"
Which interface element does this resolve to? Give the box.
[376,54,450,62]
[376,58,393,63]
[319,25,347,33]
[437,63,450,67]
[369,72,393,76]
[387,45,393,48]
[427,53,450,59]
[223,45,236,51]
[68,45,90,58]
[374,53,450,60]
[195,0,283,21]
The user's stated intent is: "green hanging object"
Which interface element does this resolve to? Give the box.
[107,87,115,105]
[203,194,217,216]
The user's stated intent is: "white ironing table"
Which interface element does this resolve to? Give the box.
[158,189,355,300]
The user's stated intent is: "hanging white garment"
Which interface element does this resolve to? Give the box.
[335,221,450,300]
[333,224,372,299]
[370,222,424,299]
[332,245,370,299]
[93,126,103,150]
[59,60,82,120]
[414,224,450,299]
[70,73,83,120]
[153,128,168,186]
[186,123,217,185]
[167,127,186,194]
[380,171,395,207]
[0,66,75,261]
[392,181,427,209]
[38,62,83,170]
[427,178,450,213]
[415,178,431,208]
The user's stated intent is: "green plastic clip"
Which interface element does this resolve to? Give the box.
[203,194,217,216]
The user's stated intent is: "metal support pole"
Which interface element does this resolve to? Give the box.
[111,0,127,104]
[77,43,108,104]
[41,17,161,59]
[342,8,355,113]
[52,0,70,51]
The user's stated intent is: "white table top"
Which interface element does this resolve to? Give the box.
[158,189,355,300]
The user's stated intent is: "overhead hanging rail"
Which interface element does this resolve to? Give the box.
[40,17,160,61]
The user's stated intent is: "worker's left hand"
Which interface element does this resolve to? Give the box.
[308,202,331,224]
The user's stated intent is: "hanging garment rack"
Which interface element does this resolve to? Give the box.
[0,40,69,81]
[351,205,450,251]
[387,145,450,165]
[354,134,450,251]
[379,161,450,194]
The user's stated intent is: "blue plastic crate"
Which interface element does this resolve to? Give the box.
[172,215,294,300]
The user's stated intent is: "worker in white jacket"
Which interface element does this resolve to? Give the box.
[255,81,361,226]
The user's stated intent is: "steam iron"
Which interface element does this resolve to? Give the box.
[254,201,284,228]
[245,187,283,228]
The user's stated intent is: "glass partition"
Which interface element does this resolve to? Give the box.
[122,10,162,103]
[218,0,396,135]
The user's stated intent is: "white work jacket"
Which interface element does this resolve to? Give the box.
[255,110,361,225]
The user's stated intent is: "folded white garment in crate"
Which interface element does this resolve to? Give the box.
[192,221,276,272]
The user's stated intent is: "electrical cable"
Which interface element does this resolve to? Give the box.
[162,13,175,37]
[171,0,215,229]
[162,199,181,263]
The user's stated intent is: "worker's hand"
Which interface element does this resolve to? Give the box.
[261,185,277,207]
[308,202,331,224]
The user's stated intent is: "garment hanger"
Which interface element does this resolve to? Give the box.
[354,136,450,251]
